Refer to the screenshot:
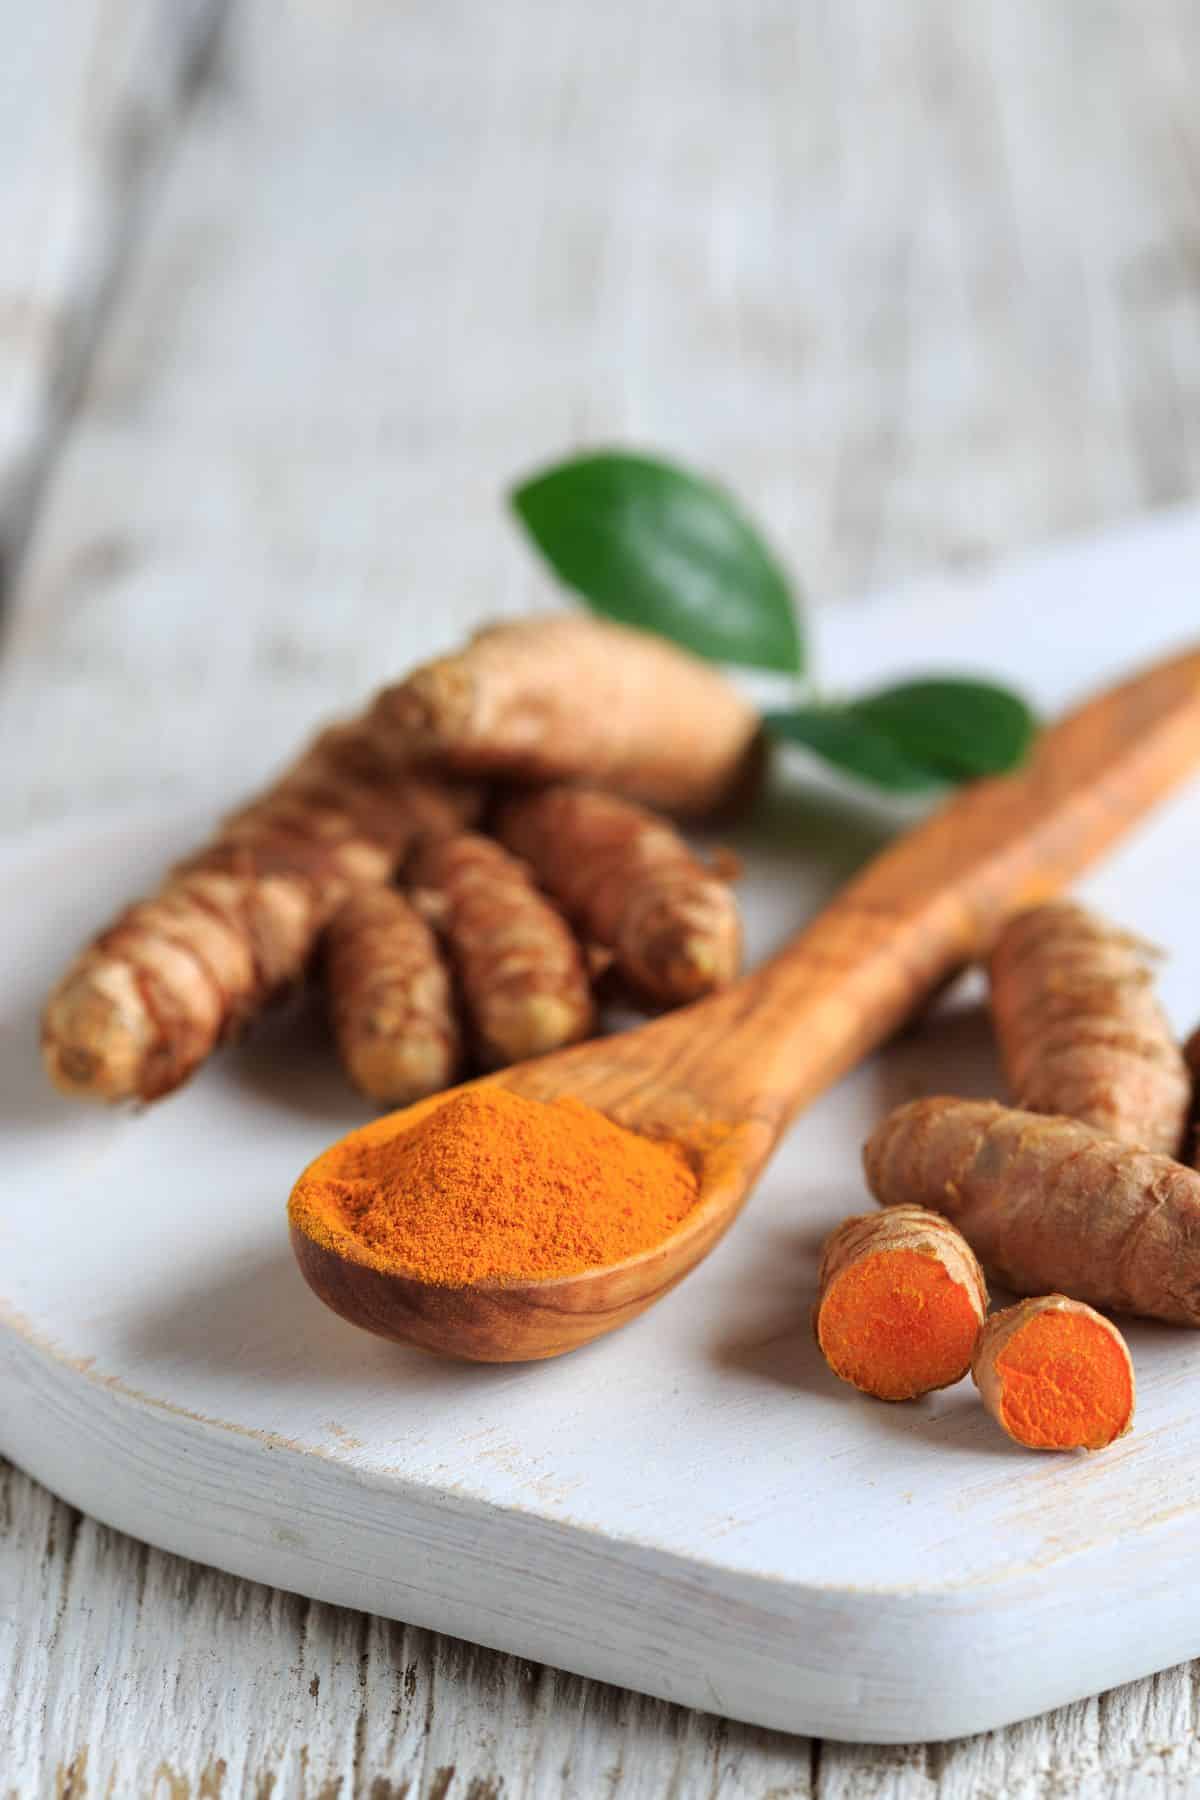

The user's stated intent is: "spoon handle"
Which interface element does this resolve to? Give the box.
[615,645,1200,1133]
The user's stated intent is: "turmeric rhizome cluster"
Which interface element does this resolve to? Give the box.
[817,896,1200,1452]
[42,615,747,1109]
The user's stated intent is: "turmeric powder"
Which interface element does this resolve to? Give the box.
[288,1086,700,1284]
[324,888,460,1104]
[815,1206,987,1401]
[368,615,762,818]
[989,901,1189,1155]
[864,1096,1200,1325]
[43,722,479,1102]
[496,785,741,1004]
[972,1296,1135,1451]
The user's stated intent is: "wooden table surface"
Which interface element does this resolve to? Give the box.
[3,2,1200,1792]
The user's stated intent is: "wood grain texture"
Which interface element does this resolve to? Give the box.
[5,0,1200,1788]
[0,0,224,583]
[6,1447,1200,1798]
[6,0,1200,831]
[0,1456,811,1798]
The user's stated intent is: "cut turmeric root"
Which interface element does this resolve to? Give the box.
[496,785,741,1005]
[324,888,460,1105]
[989,901,1189,1156]
[972,1295,1135,1451]
[864,1096,1200,1325]
[42,725,479,1102]
[368,615,762,818]
[815,1206,987,1401]
[408,832,594,1067]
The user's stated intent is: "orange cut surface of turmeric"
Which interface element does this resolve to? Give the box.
[996,1316,1128,1448]
[974,1297,1135,1451]
[289,1086,700,1285]
[818,1247,984,1402]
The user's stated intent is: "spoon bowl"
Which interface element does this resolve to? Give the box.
[290,646,1200,1361]
[286,1065,766,1353]
[288,1059,775,1362]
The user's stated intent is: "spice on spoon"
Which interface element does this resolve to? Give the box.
[288,1086,700,1286]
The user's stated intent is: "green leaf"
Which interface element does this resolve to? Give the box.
[766,678,1036,795]
[510,451,803,673]
[849,678,1037,780]
[764,706,944,793]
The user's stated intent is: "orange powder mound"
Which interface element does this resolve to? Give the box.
[994,1309,1134,1450]
[290,1087,700,1285]
[817,1249,983,1402]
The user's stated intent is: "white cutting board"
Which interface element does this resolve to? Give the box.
[5,521,1200,1745]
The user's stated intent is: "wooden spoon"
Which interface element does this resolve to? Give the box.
[291,646,1200,1362]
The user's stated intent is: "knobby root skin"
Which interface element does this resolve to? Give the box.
[324,889,460,1105]
[864,1096,1200,1326]
[972,1295,1135,1451]
[368,615,763,818]
[989,900,1189,1156]
[408,832,594,1068]
[496,785,741,1005]
[815,1205,987,1401]
[42,725,480,1103]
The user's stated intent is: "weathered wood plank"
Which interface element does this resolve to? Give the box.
[817,1670,1200,1800]
[6,0,1200,832]
[0,0,226,584]
[7,1432,1200,1795]
[0,1458,811,1797]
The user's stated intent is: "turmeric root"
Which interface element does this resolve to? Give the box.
[972,1296,1135,1451]
[324,888,460,1105]
[496,785,741,1005]
[43,726,479,1103]
[815,1206,987,1401]
[864,1096,1200,1325]
[989,901,1189,1156]
[408,832,594,1067]
[369,615,762,818]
